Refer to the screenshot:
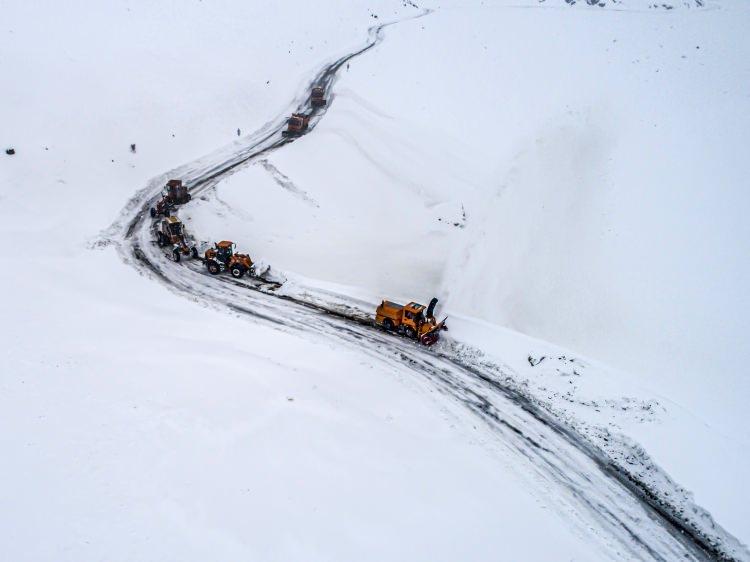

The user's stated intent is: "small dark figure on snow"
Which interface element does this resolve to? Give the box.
[130,143,136,153]
[237,128,241,137]
[5,148,15,155]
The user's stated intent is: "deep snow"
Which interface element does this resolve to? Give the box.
[0,1,608,560]
[186,0,750,545]
[2,0,749,560]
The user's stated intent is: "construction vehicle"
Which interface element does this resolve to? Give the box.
[155,216,198,262]
[311,86,327,108]
[149,197,173,218]
[150,179,191,217]
[375,297,447,346]
[203,241,255,278]
[282,113,310,137]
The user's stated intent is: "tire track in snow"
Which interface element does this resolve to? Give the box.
[104,11,746,562]
[258,159,319,207]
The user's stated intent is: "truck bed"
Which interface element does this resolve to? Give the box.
[376,300,404,322]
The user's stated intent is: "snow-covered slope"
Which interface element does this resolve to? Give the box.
[202,0,750,435]
[186,0,750,544]
[0,1,611,560]
[2,0,748,559]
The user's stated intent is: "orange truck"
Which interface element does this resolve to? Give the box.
[311,86,326,108]
[375,297,447,346]
[282,113,310,137]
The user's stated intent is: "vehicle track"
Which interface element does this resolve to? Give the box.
[105,12,745,562]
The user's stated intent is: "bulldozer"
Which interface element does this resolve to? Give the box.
[203,241,255,278]
[156,216,198,262]
[311,86,327,108]
[375,297,447,346]
[282,113,310,137]
[150,179,192,217]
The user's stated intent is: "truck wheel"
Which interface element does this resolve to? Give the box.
[156,232,164,246]
[230,266,245,279]
[150,208,156,218]
[191,247,198,259]
[172,249,181,262]
[405,327,416,339]
[186,194,192,202]
[383,319,394,331]
[207,260,220,275]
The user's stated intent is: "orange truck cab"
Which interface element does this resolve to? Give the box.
[375,297,446,346]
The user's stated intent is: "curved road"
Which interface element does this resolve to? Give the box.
[105,14,743,562]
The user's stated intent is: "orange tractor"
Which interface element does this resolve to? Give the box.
[311,86,327,108]
[150,179,192,217]
[375,297,447,346]
[203,241,255,278]
[155,216,198,262]
[282,113,310,137]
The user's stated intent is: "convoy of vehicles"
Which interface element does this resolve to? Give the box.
[149,87,448,346]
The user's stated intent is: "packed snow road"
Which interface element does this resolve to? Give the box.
[105,15,739,562]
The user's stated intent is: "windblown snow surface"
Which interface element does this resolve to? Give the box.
[2,0,749,560]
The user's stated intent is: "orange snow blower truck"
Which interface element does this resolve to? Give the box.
[282,113,310,137]
[375,297,447,346]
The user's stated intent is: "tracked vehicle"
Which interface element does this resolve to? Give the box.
[375,297,447,346]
